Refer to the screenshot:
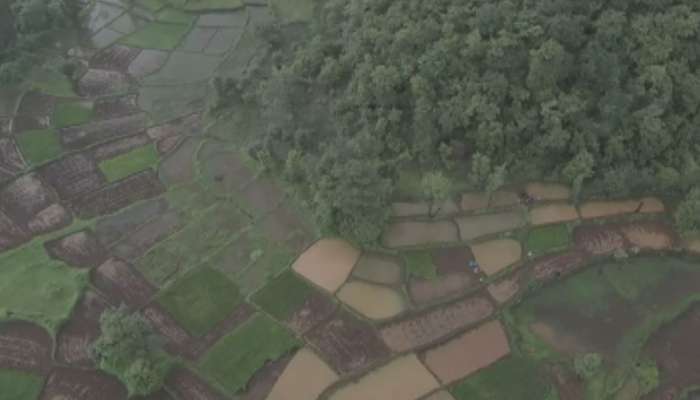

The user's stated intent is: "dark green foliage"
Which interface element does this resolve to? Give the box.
[451,356,552,400]
[527,224,570,255]
[251,270,314,321]
[250,0,700,242]
[573,353,603,380]
[91,306,170,397]
[675,187,700,237]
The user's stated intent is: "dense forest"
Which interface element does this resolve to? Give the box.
[245,0,700,244]
[0,0,80,83]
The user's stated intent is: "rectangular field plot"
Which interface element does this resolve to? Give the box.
[157,267,243,337]
[526,224,570,256]
[99,144,159,182]
[15,129,62,166]
[198,314,300,395]
[0,369,45,400]
[120,22,191,50]
[251,270,314,321]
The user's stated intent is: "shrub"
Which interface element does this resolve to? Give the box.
[573,353,603,380]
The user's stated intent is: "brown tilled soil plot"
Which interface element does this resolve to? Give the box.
[38,152,107,200]
[287,292,337,336]
[27,203,72,235]
[92,258,156,308]
[0,137,26,182]
[166,367,228,400]
[471,238,522,276]
[0,321,52,374]
[529,203,579,226]
[142,303,197,360]
[644,306,700,400]
[41,367,128,400]
[56,291,110,367]
[292,238,360,293]
[93,94,141,120]
[574,224,626,255]
[423,320,511,384]
[532,251,588,282]
[0,173,57,221]
[431,246,474,275]
[328,354,439,400]
[266,348,339,400]
[380,295,494,353]
[0,209,30,252]
[579,197,665,219]
[198,145,256,193]
[460,191,519,212]
[352,253,402,286]
[77,68,132,98]
[620,221,676,250]
[409,273,476,306]
[90,45,141,72]
[94,198,169,247]
[305,311,390,375]
[17,91,54,117]
[383,220,459,248]
[60,113,147,150]
[525,182,571,201]
[73,170,165,218]
[487,276,520,304]
[92,133,152,161]
[455,212,524,241]
[45,230,106,268]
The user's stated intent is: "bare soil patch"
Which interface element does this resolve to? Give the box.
[0,321,52,374]
[352,253,402,285]
[423,320,511,384]
[258,205,314,253]
[529,203,579,226]
[77,68,132,98]
[41,367,127,400]
[620,221,676,250]
[305,311,390,375]
[92,257,156,308]
[329,354,439,400]
[455,212,525,241]
[27,203,73,235]
[573,224,626,256]
[92,133,151,161]
[0,137,26,183]
[487,276,520,304]
[111,210,180,260]
[166,367,227,400]
[59,113,146,150]
[142,303,197,360]
[380,295,495,353]
[287,292,337,336]
[17,92,55,117]
[579,197,665,219]
[525,182,571,201]
[532,250,588,282]
[159,137,198,185]
[644,306,700,400]
[0,173,57,221]
[198,144,256,193]
[13,114,50,131]
[337,281,405,320]
[45,229,106,268]
[93,95,141,120]
[239,177,286,216]
[383,220,459,248]
[0,210,30,252]
[147,113,201,142]
[292,238,360,294]
[431,246,474,275]
[56,291,110,367]
[38,153,107,200]
[90,44,141,71]
[157,135,183,155]
[460,191,519,212]
[266,348,339,400]
[72,170,165,218]
[94,198,169,247]
[471,239,522,276]
[409,273,476,306]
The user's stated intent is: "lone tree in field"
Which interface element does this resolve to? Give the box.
[91,306,170,396]
[421,171,452,217]
[675,187,700,237]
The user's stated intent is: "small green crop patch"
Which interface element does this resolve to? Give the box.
[157,267,242,337]
[183,0,244,11]
[0,369,44,400]
[15,129,62,166]
[526,224,570,255]
[270,0,314,22]
[529,267,617,317]
[120,22,191,50]
[451,356,554,400]
[0,241,87,333]
[602,258,670,302]
[157,8,196,24]
[402,251,437,280]
[199,314,299,395]
[53,101,93,128]
[251,270,313,321]
[31,68,75,97]
[99,144,160,182]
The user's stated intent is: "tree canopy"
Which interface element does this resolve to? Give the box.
[251,0,700,244]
